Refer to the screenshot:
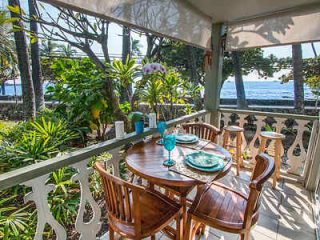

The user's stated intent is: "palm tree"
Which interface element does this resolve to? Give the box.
[40,40,59,56]
[231,51,247,109]
[0,10,18,95]
[29,0,44,111]
[58,44,76,57]
[131,39,142,56]
[292,44,304,113]
[8,0,36,118]
[107,57,139,104]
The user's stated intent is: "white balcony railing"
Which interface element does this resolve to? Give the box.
[218,108,318,178]
[0,109,318,239]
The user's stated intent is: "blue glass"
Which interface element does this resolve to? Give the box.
[157,121,167,144]
[163,134,176,167]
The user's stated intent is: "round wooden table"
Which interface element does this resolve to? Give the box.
[126,138,232,238]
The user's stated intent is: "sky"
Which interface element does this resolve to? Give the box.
[1,0,319,77]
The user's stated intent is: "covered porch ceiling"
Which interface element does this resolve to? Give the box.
[41,0,320,50]
[187,0,319,23]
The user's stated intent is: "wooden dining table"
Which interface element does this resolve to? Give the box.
[126,137,232,238]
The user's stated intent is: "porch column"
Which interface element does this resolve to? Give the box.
[204,23,224,127]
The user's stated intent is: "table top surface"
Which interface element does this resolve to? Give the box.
[126,138,232,188]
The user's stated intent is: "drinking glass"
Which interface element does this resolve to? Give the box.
[163,134,176,167]
[157,121,166,144]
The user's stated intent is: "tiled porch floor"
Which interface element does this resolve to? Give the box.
[101,167,317,240]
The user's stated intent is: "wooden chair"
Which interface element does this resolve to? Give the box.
[186,153,275,240]
[182,123,221,142]
[95,162,183,240]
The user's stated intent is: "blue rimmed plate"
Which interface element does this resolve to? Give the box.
[174,133,199,144]
[185,152,225,172]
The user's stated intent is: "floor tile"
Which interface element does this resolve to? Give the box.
[254,214,279,239]
[209,228,239,240]
[251,230,275,240]
[277,222,316,240]
[279,205,315,228]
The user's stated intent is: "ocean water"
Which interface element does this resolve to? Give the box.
[0,81,316,100]
[220,80,315,100]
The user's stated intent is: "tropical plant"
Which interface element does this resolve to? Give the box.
[48,168,79,226]
[58,44,76,57]
[138,77,164,115]
[107,56,140,103]
[8,0,36,119]
[40,40,59,56]
[0,116,78,170]
[48,58,113,140]
[0,194,32,239]
[131,39,142,56]
[0,10,18,86]
[128,111,144,122]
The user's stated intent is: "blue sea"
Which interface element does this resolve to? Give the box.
[0,80,316,100]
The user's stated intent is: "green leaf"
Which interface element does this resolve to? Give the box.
[7,5,21,14]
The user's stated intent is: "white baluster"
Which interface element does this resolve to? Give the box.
[303,120,319,179]
[287,119,309,175]
[24,174,67,240]
[72,160,102,240]
[247,115,265,162]
[108,147,122,177]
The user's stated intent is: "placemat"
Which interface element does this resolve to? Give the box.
[170,155,231,183]
[176,139,211,151]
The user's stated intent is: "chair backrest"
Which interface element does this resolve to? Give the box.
[182,123,221,142]
[95,162,144,237]
[243,153,275,228]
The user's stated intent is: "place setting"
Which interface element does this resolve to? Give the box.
[155,123,230,182]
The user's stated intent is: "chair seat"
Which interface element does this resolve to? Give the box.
[191,183,258,231]
[110,190,181,238]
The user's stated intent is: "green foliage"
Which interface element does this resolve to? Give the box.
[107,56,139,93]
[119,101,132,114]
[0,116,78,171]
[0,193,33,239]
[158,40,205,83]
[223,49,277,81]
[304,58,320,97]
[48,168,79,226]
[264,124,275,132]
[47,58,113,139]
[0,121,17,141]
[136,66,197,119]
[128,111,144,122]
[0,10,18,83]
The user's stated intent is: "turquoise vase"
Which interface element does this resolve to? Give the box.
[134,121,144,134]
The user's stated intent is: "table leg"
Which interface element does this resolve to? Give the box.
[180,195,187,239]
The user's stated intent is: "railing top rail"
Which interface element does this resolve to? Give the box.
[219,108,318,121]
[0,110,208,191]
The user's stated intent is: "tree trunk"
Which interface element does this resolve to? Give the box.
[311,42,317,58]
[292,44,304,113]
[29,0,44,112]
[121,26,131,103]
[231,51,247,109]
[9,0,36,119]
[1,82,5,95]
[187,45,202,110]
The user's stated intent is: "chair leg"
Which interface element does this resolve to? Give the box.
[109,226,114,240]
[240,232,250,240]
[176,213,183,240]
[185,215,193,240]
